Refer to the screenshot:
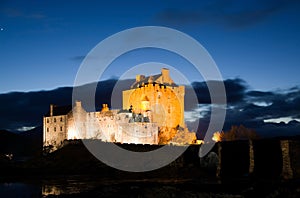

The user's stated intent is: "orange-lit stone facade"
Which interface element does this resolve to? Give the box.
[43,68,195,151]
[43,101,159,150]
[123,68,185,128]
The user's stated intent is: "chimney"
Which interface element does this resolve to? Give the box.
[161,68,169,78]
[75,100,82,107]
[50,104,54,117]
[136,75,145,82]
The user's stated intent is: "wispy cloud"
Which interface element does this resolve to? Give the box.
[1,8,46,19]
[155,0,300,28]
[70,55,86,62]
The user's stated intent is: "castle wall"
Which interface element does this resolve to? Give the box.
[43,115,68,149]
[122,89,134,110]
[123,83,184,128]
[44,68,185,151]
[66,102,87,140]
[95,110,119,142]
[116,122,158,145]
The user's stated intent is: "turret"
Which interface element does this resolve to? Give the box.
[50,104,54,116]
[161,68,172,84]
[161,68,170,78]
[136,75,145,82]
[75,100,82,107]
[101,104,109,112]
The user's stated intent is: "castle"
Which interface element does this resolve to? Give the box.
[43,68,196,151]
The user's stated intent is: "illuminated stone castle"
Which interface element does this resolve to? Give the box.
[43,68,195,151]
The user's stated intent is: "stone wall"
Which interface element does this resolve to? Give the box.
[216,140,250,178]
[43,115,68,149]
[124,84,184,128]
[287,140,300,178]
[116,122,158,144]
[215,139,300,179]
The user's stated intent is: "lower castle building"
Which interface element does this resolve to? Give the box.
[43,68,196,151]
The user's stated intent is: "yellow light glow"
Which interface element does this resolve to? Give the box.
[67,128,77,140]
[196,140,204,144]
[212,131,223,142]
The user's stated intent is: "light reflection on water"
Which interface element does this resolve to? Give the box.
[0,177,194,197]
[0,177,104,197]
[41,178,99,196]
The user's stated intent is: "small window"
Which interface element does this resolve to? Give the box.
[47,128,49,132]
[54,127,56,132]
[60,117,63,122]
[47,119,49,123]
[54,118,56,122]
[60,126,63,131]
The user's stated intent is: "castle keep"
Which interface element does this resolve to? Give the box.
[43,68,195,150]
[123,68,185,128]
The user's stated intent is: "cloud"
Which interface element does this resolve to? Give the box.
[185,77,300,137]
[190,78,247,105]
[155,0,300,28]
[1,77,300,138]
[70,55,102,62]
[1,8,46,19]
[70,55,86,62]
[0,80,119,131]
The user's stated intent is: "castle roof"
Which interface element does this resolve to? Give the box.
[44,105,72,117]
[131,74,178,88]
[118,109,131,114]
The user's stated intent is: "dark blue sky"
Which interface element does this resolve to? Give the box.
[1,0,300,93]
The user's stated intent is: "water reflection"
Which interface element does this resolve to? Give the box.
[0,182,41,198]
[0,176,99,197]
[1,177,195,197]
[1,177,216,197]
[41,177,99,196]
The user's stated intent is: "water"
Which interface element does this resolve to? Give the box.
[0,177,195,197]
[0,182,40,198]
[2,176,299,197]
[0,176,107,197]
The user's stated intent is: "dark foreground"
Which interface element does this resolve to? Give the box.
[1,176,300,198]
[1,139,300,197]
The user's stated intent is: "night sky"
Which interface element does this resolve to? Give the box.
[1,0,300,93]
[1,0,300,133]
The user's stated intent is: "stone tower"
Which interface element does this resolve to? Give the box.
[122,68,185,128]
